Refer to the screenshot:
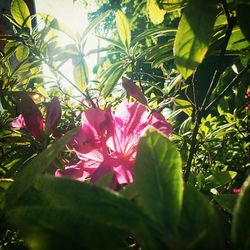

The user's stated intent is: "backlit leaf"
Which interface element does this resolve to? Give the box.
[174,0,217,79]
[147,0,166,25]
[16,44,29,61]
[115,10,131,47]
[11,0,31,28]
[73,56,88,92]
[135,128,183,230]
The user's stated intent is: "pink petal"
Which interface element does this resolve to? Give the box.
[11,114,26,128]
[55,161,96,182]
[148,112,172,137]
[45,97,61,133]
[20,95,44,138]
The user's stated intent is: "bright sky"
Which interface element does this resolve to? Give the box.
[35,0,99,91]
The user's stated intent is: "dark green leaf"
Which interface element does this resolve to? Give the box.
[236,0,250,42]
[178,184,224,250]
[10,206,128,250]
[30,176,164,250]
[174,0,217,79]
[135,128,183,230]
[5,129,77,208]
[214,194,238,214]
[231,175,250,250]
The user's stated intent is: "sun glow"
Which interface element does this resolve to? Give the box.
[35,0,99,91]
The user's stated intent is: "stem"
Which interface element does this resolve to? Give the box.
[205,63,250,111]
[184,112,200,182]
[201,0,235,110]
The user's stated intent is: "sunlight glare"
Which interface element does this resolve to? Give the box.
[35,0,99,91]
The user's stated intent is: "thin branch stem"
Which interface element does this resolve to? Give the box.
[205,63,250,111]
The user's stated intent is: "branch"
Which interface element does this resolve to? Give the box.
[205,63,250,111]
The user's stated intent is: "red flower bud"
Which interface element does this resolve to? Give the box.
[122,77,147,105]
[45,97,61,133]
[20,95,44,138]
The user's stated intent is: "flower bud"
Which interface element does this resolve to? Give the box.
[122,77,147,105]
[45,97,61,133]
[20,95,44,138]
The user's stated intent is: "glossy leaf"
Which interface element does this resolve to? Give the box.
[236,0,250,42]
[231,175,250,250]
[5,129,77,208]
[28,176,164,250]
[174,0,217,79]
[16,44,29,61]
[73,56,88,92]
[115,10,131,47]
[147,0,166,25]
[10,0,31,28]
[135,128,183,230]
[178,184,224,250]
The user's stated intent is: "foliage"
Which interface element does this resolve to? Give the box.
[0,0,249,249]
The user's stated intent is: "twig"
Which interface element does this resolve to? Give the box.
[205,63,250,111]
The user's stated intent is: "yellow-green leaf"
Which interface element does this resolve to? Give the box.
[73,56,88,92]
[147,0,166,25]
[115,10,131,47]
[11,0,31,28]
[16,44,29,61]
[174,0,217,79]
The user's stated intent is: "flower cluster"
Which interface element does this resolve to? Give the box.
[11,95,61,138]
[56,101,172,188]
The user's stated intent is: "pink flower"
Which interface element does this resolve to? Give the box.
[11,114,26,128]
[11,95,61,139]
[56,101,172,188]
[232,188,241,194]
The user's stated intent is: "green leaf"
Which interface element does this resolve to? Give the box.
[236,0,250,42]
[115,10,131,47]
[214,194,238,214]
[5,129,77,208]
[102,63,127,98]
[135,128,183,230]
[28,176,164,250]
[147,0,166,25]
[227,26,250,51]
[205,171,237,191]
[231,175,250,250]
[174,0,217,79]
[178,184,224,250]
[73,56,88,92]
[160,0,186,12]
[10,0,31,28]
[174,98,193,116]
[16,44,29,61]
[10,206,128,250]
